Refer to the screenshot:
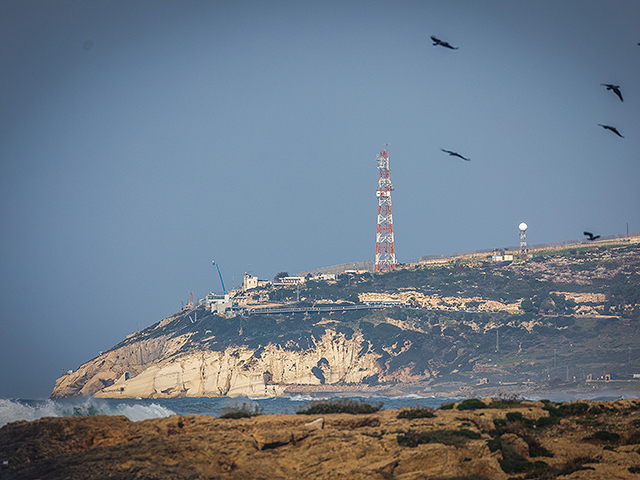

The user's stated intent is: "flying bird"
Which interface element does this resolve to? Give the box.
[430,36,458,50]
[601,83,623,102]
[583,231,601,241]
[598,124,624,138]
[441,149,470,161]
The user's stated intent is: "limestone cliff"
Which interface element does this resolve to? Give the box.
[95,330,379,399]
[52,310,382,399]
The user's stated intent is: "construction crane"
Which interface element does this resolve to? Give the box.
[212,260,227,295]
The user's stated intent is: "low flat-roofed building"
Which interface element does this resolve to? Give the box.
[273,276,306,286]
[314,273,336,281]
[205,293,232,313]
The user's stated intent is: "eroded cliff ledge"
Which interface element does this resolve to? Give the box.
[51,311,383,399]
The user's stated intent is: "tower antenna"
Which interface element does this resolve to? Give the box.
[519,223,528,255]
[374,146,397,271]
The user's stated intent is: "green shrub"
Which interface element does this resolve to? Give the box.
[588,406,602,415]
[555,456,598,476]
[626,431,640,445]
[535,415,559,428]
[489,394,523,408]
[362,429,386,439]
[220,402,263,419]
[493,418,507,428]
[489,435,552,473]
[487,437,501,452]
[397,429,480,447]
[586,430,620,443]
[497,442,528,473]
[439,402,455,410]
[454,429,482,439]
[397,405,436,420]
[457,398,487,411]
[559,402,589,417]
[542,404,561,418]
[543,402,590,419]
[525,436,554,457]
[436,476,491,480]
[506,411,524,423]
[297,398,383,415]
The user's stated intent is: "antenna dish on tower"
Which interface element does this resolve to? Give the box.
[519,222,528,254]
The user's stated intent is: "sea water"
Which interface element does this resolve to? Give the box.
[0,394,457,428]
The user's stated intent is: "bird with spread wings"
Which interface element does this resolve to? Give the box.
[598,124,624,138]
[430,36,458,50]
[601,83,623,102]
[441,149,470,161]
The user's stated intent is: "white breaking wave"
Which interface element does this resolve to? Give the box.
[0,397,175,428]
[284,394,322,402]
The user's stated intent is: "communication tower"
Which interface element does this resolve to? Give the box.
[519,222,528,254]
[375,148,397,271]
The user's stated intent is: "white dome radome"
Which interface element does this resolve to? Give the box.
[519,222,528,231]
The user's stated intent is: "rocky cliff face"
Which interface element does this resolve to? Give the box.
[52,317,381,399]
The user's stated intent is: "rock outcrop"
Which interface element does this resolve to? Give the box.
[3,399,640,479]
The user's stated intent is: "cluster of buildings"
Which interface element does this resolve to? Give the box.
[202,271,340,315]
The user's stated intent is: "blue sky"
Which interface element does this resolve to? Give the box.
[1,0,639,398]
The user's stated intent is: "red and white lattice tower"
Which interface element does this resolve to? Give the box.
[375,148,397,271]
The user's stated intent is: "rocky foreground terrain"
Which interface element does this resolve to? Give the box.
[2,398,640,479]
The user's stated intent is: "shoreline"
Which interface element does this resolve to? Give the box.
[283,380,640,401]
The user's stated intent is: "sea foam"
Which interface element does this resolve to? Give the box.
[0,397,175,428]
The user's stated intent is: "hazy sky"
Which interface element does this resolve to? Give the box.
[1,1,639,398]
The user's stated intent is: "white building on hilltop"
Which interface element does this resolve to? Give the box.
[243,273,259,291]
[205,293,232,314]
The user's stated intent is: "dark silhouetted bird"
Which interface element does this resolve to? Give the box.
[584,231,601,241]
[601,83,623,102]
[430,36,458,49]
[441,149,470,161]
[598,124,624,138]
